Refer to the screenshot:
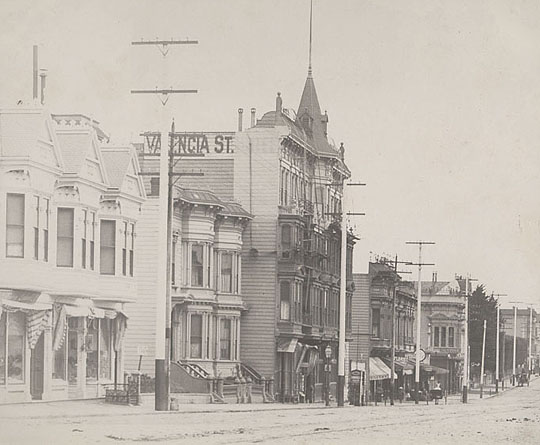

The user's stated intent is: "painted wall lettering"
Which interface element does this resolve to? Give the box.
[142,132,235,155]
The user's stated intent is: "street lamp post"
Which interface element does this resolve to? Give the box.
[325,345,332,407]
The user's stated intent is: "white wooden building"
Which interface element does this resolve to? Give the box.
[0,108,145,403]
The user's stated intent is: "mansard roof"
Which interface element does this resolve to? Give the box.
[0,107,63,169]
[100,147,133,188]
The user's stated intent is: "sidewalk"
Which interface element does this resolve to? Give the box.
[1,376,537,421]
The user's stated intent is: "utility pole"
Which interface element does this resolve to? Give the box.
[131,37,198,411]
[462,275,477,403]
[405,241,435,404]
[492,293,507,394]
[389,256,411,406]
[513,305,517,385]
[337,180,365,407]
[528,306,533,375]
[480,319,487,398]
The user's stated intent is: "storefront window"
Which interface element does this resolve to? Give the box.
[68,318,79,384]
[8,311,25,382]
[190,314,202,358]
[53,310,67,381]
[86,319,98,380]
[99,319,112,380]
[0,313,5,384]
[220,319,231,360]
[53,343,67,381]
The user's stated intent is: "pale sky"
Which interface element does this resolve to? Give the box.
[1,0,539,307]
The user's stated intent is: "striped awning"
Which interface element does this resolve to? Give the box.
[369,357,398,381]
[277,337,298,353]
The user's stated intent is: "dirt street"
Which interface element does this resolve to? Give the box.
[1,379,539,444]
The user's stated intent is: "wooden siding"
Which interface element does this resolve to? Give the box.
[234,129,282,378]
[351,274,371,363]
[123,198,160,374]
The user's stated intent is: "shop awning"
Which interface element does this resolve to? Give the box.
[422,364,449,375]
[368,357,397,381]
[0,299,52,311]
[64,305,105,318]
[386,358,415,376]
[371,357,397,380]
[277,337,298,353]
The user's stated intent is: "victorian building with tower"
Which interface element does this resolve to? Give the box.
[232,69,356,403]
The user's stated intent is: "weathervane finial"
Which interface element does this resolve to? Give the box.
[308,0,313,77]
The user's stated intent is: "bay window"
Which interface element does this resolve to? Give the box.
[122,221,128,276]
[33,196,39,260]
[281,224,292,258]
[372,308,381,338]
[57,208,74,267]
[280,281,291,321]
[82,209,87,269]
[191,244,204,287]
[89,212,95,270]
[190,314,202,358]
[220,318,231,360]
[129,223,135,277]
[43,198,49,262]
[6,193,25,258]
[100,220,116,275]
[221,252,233,293]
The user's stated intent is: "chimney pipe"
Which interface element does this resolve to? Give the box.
[250,108,256,127]
[432,272,437,283]
[238,108,243,132]
[276,92,282,112]
[39,70,47,105]
[33,45,39,102]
